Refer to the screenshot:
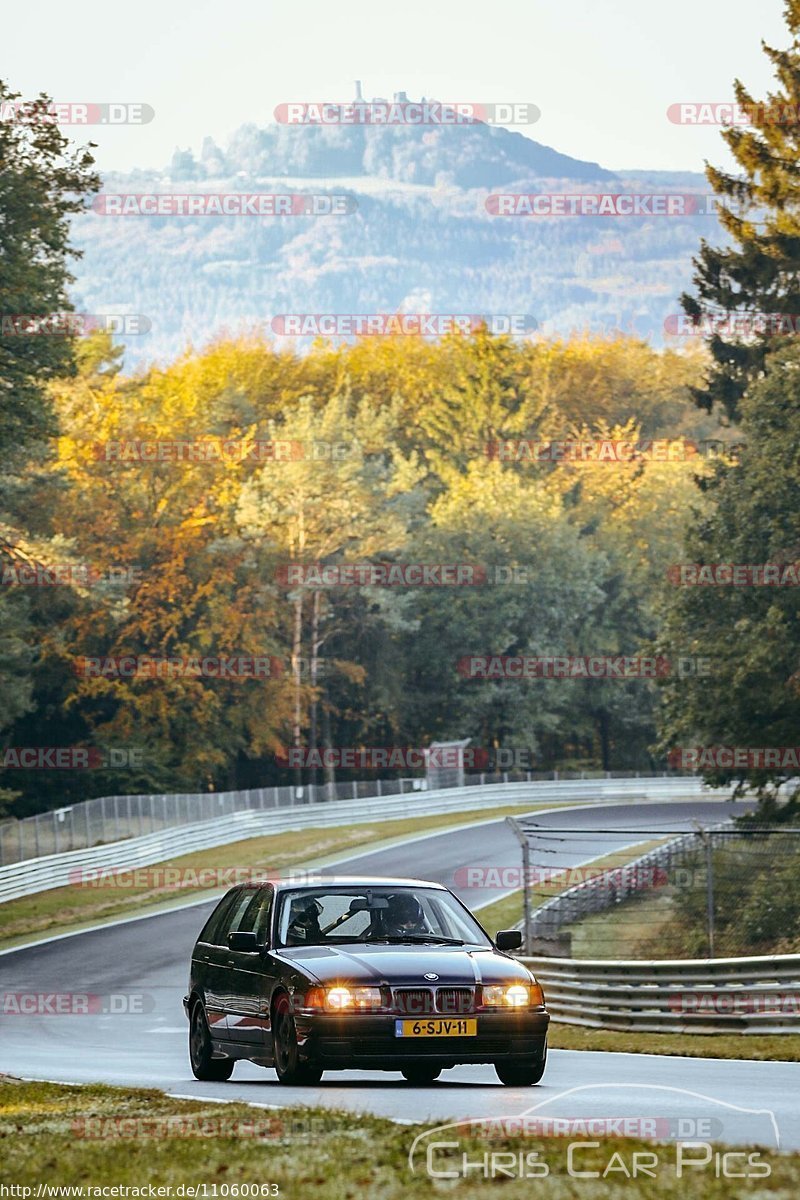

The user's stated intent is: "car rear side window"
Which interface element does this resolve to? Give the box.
[238,888,274,944]
[198,888,245,946]
[221,889,262,939]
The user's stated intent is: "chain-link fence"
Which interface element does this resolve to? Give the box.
[508,819,800,959]
[0,768,695,866]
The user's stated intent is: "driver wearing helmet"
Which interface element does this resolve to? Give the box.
[286,897,323,944]
[383,892,429,937]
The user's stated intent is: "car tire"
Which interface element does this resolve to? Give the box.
[272,993,324,1086]
[495,1042,547,1086]
[189,1002,234,1081]
[401,1065,442,1084]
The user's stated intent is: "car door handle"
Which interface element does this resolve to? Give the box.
[227,959,235,967]
[202,954,210,962]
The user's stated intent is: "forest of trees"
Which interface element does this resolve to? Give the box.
[5,0,800,821]
[1,324,726,815]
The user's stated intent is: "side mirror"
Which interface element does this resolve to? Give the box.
[228,931,260,952]
[495,929,523,951]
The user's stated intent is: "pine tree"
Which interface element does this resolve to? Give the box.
[681,0,800,421]
[658,343,800,816]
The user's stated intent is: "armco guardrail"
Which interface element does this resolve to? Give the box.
[0,776,713,905]
[522,953,800,1034]
[0,768,698,866]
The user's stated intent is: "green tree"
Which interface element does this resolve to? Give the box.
[236,390,420,778]
[0,82,99,471]
[658,345,800,814]
[681,0,800,420]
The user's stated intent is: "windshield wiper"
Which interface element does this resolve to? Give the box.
[363,935,464,945]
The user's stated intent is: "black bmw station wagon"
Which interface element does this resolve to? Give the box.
[184,876,549,1086]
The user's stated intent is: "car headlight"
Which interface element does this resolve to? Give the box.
[309,985,383,1011]
[482,983,543,1008]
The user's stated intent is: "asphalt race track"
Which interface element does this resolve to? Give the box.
[2,798,798,1149]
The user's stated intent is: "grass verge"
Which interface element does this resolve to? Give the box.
[0,801,576,951]
[548,1023,800,1061]
[1,1077,796,1198]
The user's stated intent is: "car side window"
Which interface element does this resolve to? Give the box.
[238,888,274,944]
[198,888,242,945]
[224,889,261,938]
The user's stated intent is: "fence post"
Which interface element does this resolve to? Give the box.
[703,831,715,957]
[522,839,532,955]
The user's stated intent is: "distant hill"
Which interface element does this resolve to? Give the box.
[68,101,721,368]
[170,116,617,189]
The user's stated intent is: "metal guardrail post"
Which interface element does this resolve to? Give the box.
[703,830,716,957]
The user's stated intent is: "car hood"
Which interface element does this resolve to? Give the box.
[274,942,534,986]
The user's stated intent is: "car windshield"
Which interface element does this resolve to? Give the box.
[276,886,492,948]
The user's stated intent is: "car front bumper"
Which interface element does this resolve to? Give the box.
[295,1008,550,1068]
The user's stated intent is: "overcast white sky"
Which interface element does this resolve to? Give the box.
[4,0,788,175]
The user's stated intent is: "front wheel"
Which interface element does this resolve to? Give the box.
[401,1065,442,1085]
[495,1042,547,1086]
[272,994,323,1085]
[189,1003,234,1081]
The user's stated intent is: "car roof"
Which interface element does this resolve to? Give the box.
[242,876,447,893]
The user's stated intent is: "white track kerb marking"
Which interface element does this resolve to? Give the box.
[407,1084,782,1171]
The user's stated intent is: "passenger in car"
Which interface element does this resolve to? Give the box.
[286,897,324,943]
